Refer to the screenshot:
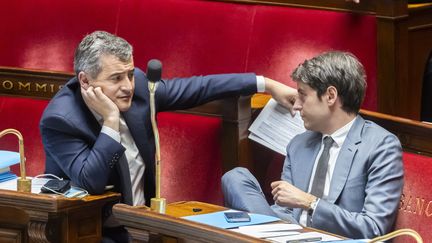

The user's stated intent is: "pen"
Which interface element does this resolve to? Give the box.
[286,236,322,243]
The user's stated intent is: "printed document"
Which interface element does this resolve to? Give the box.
[230,223,302,238]
[249,98,306,155]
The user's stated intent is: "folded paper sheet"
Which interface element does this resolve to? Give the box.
[249,99,305,155]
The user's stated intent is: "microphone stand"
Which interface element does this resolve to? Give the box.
[0,129,31,192]
[148,62,166,213]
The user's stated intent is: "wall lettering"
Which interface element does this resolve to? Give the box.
[0,79,63,96]
[18,81,31,91]
[2,80,13,90]
[35,83,47,92]
[399,193,432,217]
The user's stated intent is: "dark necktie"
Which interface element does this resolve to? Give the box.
[307,136,334,226]
[310,136,334,198]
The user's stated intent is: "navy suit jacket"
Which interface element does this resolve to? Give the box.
[40,68,257,205]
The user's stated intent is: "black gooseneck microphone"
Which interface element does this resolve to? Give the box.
[146,59,162,83]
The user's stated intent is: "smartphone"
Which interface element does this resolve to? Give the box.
[41,179,71,193]
[224,211,251,223]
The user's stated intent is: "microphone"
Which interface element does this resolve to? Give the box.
[146,59,166,213]
[146,59,162,83]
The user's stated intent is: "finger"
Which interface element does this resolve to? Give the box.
[273,191,280,201]
[93,86,105,98]
[271,181,282,189]
[271,187,279,196]
[85,86,97,100]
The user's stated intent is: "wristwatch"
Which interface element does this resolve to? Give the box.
[308,197,319,216]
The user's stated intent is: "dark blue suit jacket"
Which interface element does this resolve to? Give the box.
[40,68,257,205]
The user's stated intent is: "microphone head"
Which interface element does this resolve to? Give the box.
[146,59,162,82]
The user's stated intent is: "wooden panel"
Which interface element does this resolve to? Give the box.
[0,67,72,99]
[0,206,27,243]
[0,228,23,243]
[0,190,120,242]
[359,109,432,156]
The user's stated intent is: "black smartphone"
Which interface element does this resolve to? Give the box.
[224,211,251,223]
[41,179,71,193]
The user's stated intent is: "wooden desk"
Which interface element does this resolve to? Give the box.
[113,201,268,243]
[0,189,120,242]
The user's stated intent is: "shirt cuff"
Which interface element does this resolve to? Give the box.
[256,75,265,93]
[311,198,320,217]
[101,126,121,143]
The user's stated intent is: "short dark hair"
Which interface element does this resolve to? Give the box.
[74,31,133,78]
[291,51,366,114]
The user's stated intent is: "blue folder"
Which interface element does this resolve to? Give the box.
[0,150,20,182]
[0,171,17,182]
[182,210,280,229]
[0,150,20,168]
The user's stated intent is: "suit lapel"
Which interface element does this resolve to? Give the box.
[294,134,322,192]
[291,133,321,220]
[327,116,364,203]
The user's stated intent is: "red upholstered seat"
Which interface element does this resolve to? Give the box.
[395,152,432,243]
[158,112,223,205]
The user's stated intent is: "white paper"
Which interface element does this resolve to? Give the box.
[249,98,306,155]
[0,177,50,193]
[268,231,342,242]
[230,228,299,238]
[238,223,302,232]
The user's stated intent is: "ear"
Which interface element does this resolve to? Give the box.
[78,71,90,90]
[326,86,338,106]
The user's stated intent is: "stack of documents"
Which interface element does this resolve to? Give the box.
[249,99,306,155]
[230,223,302,238]
[268,231,343,242]
[0,150,19,182]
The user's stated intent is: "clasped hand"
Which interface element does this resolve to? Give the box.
[271,181,314,209]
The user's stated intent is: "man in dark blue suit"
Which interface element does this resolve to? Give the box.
[39,31,296,242]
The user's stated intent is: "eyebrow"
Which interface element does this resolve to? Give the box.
[108,68,135,78]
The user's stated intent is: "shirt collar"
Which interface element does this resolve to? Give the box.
[322,116,356,148]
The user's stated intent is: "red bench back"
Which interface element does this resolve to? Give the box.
[0,0,377,205]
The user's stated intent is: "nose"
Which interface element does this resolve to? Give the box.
[121,76,133,92]
[293,99,302,111]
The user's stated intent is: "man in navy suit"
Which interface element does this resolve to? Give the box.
[40,31,296,242]
[222,51,404,239]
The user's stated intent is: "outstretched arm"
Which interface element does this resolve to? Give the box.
[264,77,297,115]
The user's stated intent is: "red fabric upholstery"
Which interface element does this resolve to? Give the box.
[0,0,377,204]
[395,152,432,243]
[245,6,377,110]
[158,112,223,205]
